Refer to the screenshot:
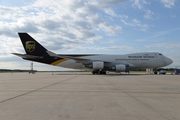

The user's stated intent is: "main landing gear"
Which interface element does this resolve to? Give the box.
[154,71,158,74]
[92,70,106,75]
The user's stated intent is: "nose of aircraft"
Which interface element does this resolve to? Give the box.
[164,57,173,66]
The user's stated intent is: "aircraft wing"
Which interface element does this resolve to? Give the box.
[58,55,133,68]
[46,51,107,65]
[59,55,93,64]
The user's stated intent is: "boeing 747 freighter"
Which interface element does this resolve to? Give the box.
[13,33,173,74]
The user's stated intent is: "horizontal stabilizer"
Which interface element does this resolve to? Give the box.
[12,53,43,59]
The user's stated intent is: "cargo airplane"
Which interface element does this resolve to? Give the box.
[13,33,173,74]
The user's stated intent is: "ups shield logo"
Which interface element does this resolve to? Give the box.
[26,41,35,52]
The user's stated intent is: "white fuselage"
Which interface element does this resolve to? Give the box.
[55,52,173,70]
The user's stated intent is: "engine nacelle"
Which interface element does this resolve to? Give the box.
[114,64,126,72]
[92,61,104,69]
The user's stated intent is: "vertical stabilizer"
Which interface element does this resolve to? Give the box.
[18,33,48,56]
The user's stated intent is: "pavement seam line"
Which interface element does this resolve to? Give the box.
[0,75,80,104]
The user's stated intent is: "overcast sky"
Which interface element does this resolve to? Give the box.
[0,0,180,71]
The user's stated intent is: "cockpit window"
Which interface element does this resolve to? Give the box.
[159,53,162,55]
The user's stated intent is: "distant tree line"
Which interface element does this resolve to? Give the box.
[0,69,37,73]
[132,68,176,72]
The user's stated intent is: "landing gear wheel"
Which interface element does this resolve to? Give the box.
[92,70,106,75]
[154,71,157,74]
[100,71,106,74]
[92,70,98,74]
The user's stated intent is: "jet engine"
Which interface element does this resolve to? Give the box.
[92,61,104,69]
[114,64,126,71]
